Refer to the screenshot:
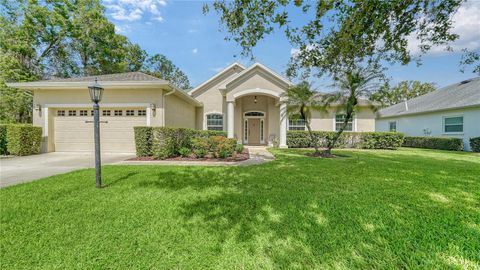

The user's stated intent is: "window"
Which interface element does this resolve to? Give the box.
[126,110,135,116]
[68,110,76,116]
[335,114,353,131]
[114,110,123,116]
[91,110,94,116]
[444,116,463,133]
[57,110,65,117]
[138,110,146,116]
[80,110,88,116]
[260,119,264,142]
[244,111,264,117]
[389,121,397,132]
[102,110,111,116]
[206,114,223,131]
[289,118,306,131]
[244,120,248,142]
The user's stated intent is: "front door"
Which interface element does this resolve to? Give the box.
[248,119,261,145]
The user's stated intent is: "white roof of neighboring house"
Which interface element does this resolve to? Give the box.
[6,72,202,106]
[378,77,480,118]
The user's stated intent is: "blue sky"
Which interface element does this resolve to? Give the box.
[104,0,480,90]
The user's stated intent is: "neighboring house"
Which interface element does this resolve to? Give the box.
[376,77,480,151]
[7,62,377,153]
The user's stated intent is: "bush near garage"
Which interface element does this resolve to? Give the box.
[6,124,42,156]
[287,131,404,150]
[470,137,480,152]
[402,136,464,151]
[0,124,8,155]
[134,126,237,159]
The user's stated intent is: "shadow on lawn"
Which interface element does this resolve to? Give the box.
[134,150,480,268]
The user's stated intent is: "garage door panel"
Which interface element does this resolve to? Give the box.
[54,110,146,152]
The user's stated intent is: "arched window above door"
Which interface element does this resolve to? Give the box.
[244,111,264,117]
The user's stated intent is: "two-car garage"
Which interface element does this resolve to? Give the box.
[53,108,147,153]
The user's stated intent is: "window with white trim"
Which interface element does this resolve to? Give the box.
[335,114,353,131]
[389,121,397,132]
[260,119,264,142]
[102,110,111,116]
[114,110,123,116]
[138,110,146,116]
[79,110,88,116]
[206,114,223,131]
[57,110,65,116]
[126,110,135,116]
[288,118,306,131]
[68,110,76,116]
[444,116,463,133]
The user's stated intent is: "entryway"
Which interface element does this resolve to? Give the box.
[243,111,265,145]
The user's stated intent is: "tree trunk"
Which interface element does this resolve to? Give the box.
[299,107,319,154]
[323,95,357,156]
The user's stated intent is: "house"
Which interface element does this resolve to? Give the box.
[6,62,377,153]
[376,77,480,151]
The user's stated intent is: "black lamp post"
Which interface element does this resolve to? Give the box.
[88,78,104,188]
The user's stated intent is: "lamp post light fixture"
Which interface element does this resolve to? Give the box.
[88,78,104,188]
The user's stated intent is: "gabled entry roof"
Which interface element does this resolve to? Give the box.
[219,63,292,90]
[188,62,246,96]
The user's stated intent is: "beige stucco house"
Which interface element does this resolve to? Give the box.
[7,62,377,153]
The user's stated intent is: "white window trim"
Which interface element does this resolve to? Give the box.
[442,115,464,135]
[243,111,266,144]
[205,112,224,131]
[333,113,356,132]
[244,119,248,144]
[288,118,306,131]
[388,121,397,132]
[243,110,266,119]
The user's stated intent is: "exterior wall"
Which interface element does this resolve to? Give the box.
[164,93,196,128]
[376,107,480,151]
[309,106,376,132]
[33,88,165,152]
[192,69,241,130]
[225,72,285,101]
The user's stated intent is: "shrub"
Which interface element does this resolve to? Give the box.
[191,137,209,158]
[470,137,480,152]
[402,136,464,151]
[6,125,42,156]
[287,131,404,149]
[134,127,228,159]
[0,124,8,155]
[360,132,404,149]
[134,127,153,156]
[235,144,244,153]
[212,137,236,158]
[178,147,191,157]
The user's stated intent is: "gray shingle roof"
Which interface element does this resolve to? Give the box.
[378,77,480,118]
[44,72,167,83]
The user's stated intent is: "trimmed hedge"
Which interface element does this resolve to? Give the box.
[6,125,42,156]
[134,126,229,159]
[402,136,464,151]
[0,124,7,155]
[287,131,404,149]
[470,137,480,152]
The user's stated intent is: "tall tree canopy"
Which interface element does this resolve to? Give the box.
[143,54,192,90]
[0,0,190,123]
[370,81,437,107]
[204,0,468,76]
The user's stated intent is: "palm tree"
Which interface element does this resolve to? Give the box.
[283,81,325,155]
[322,66,381,156]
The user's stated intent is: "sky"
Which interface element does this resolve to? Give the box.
[103,0,480,90]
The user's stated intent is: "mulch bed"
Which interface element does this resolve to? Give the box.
[127,149,250,162]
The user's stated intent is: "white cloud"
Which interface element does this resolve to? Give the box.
[192,48,198,54]
[408,1,480,55]
[105,0,167,22]
[114,24,131,34]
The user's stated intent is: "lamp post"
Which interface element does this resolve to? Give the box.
[88,78,104,188]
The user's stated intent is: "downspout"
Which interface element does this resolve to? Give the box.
[162,87,176,126]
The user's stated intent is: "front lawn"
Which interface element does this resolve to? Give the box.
[1,148,479,269]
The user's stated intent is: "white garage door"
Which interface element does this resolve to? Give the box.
[54,108,147,153]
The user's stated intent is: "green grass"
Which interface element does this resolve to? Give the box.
[1,148,479,269]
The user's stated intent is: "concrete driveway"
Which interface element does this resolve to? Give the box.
[0,152,135,188]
